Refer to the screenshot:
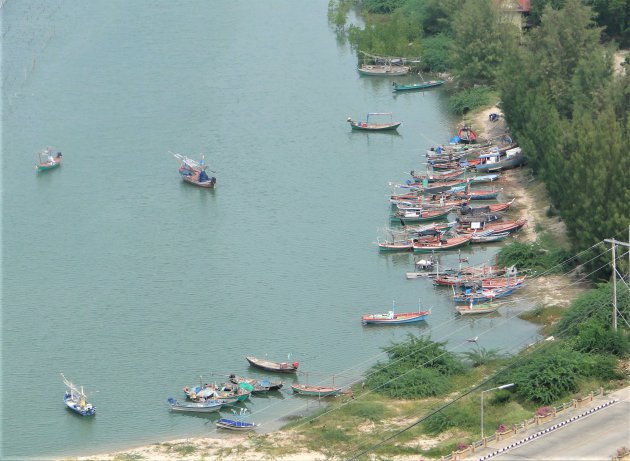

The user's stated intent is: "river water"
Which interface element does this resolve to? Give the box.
[1,1,540,459]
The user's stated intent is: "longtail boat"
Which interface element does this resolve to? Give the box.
[461,219,527,235]
[291,383,342,397]
[392,80,445,92]
[453,285,522,304]
[246,356,299,373]
[362,300,431,325]
[460,199,515,215]
[413,235,472,253]
[471,231,510,244]
[456,301,500,315]
[167,397,222,413]
[391,207,453,224]
[347,112,401,131]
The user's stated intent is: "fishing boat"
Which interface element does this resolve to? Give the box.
[461,219,527,235]
[391,207,453,224]
[171,152,217,188]
[216,409,259,431]
[409,168,466,183]
[481,275,526,288]
[246,356,299,373]
[291,383,342,397]
[475,147,526,172]
[392,80,445,92]
[413,235,472,253]
[61,373,95,416]
[456,125,478,144]
[362,300,431,325]
[467,188,502,200]
[456,301,500,315]
[460,199,515,215]
[35,147,62,171]
[347,113,401,132]
[376,239,413,252]
[167,397,222,413]
[183,382,251,403]
[358,64,410,76]
[228,374,284,393]
[471,231,510,244]
[453,285,522,304]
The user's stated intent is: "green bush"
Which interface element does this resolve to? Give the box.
[497,241,571,274]
[571,318,630,357]
[447,87,492,114]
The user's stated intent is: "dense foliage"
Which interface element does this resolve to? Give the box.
[364,335,466,398]
[496,241,571,274]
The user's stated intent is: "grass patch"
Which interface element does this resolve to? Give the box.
[173,444,197,456]
[519,304,565,325]
[113,455,145,461]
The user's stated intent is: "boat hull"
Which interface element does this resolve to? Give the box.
[216,418,258,431]
[362,311,430,325]
[246,356,298,373]
[36,162,61,171]
[167,398,223,413]
[456,305,499,315]
[392,80,445,92]
[182,175,216,188]
[350,122,401,132]
[413,236,472,253]
[291,384,342,397]
[358,65,410,76]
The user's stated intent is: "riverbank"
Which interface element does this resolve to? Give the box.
[66,108,590,461]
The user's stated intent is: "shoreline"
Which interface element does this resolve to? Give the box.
[66,109,585,461]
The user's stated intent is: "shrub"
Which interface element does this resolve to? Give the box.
[346,401,387,421]
[448,87,492,114]
[420,34,453,72]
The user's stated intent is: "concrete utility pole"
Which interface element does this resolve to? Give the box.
[604,237,630,331]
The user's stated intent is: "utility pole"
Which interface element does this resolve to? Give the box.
[604,238,630,331]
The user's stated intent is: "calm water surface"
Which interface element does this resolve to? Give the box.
[2,1,539,458]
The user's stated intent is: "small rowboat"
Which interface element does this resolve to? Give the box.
[376,240,413,252]
[362,301,431,325]
[291,383,342,397]
[167,397,222,413]
[413,235,472,253]
[461,219,527,235]
[347,112,401,132]
[392,80,445,92]
[467,188,502,200]
[358,64,410,76]
[471,231,510,244]
[246,356,299,373]
[35,147,62,172]
[216,418,259,431]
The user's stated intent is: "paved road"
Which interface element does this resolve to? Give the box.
[470,386,630,461]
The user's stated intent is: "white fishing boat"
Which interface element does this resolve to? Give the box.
[167,397,222,413]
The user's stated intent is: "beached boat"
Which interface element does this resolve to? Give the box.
[392,80,445,92]
[362,301,431,325]
[228,375,283,393]
[471,231,510,244]
[291,383,342,397]
[460,199,515,215]
[172,152,217,188]
[409,168,466,183]
[461,219,527,235]
[453,285,522,304]
[216,410,259,431]
[167,397,222,413]
[475,147,526,172]
[456,126,478,144]
[61,373,95,416]
[358,64,410,76]
[391,207,453,224]
[456,301,500,315]
[35,147,62,172]
[183,382,251,403]
[413,235,472,253]
[347,112,401,132]
[246,356,299,373]
[466,188,502,200]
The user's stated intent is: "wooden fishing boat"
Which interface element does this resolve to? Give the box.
[376,240,413,252]
[362,301,430,325]
[167,397,222,413]
[183,382,250,403]
[246,356,299,373]
[467,188,502,200]
[61,373,95,416]
[481,275,526,288]
[347,113,401,131]
[35,147,62,172]
[413,235,472,253]
[291,383,342,397]
[475,147,526,172]
[228,375,283,393]
[420,179,470,195]
[460,199,515,215]
[471,231,510,244]
[172,152,217,188]
[461,219,527,235]
[216,418,259,431]
[453,285,521,304]
[457,125,478,144]
[392,80,445,92]
[409,168,466,183]
[469,174,500,184]
[391,207,453,224]
[456,301,500,315]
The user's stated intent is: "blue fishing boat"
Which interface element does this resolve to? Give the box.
[216,409,259,431]
[61,373,95,416]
